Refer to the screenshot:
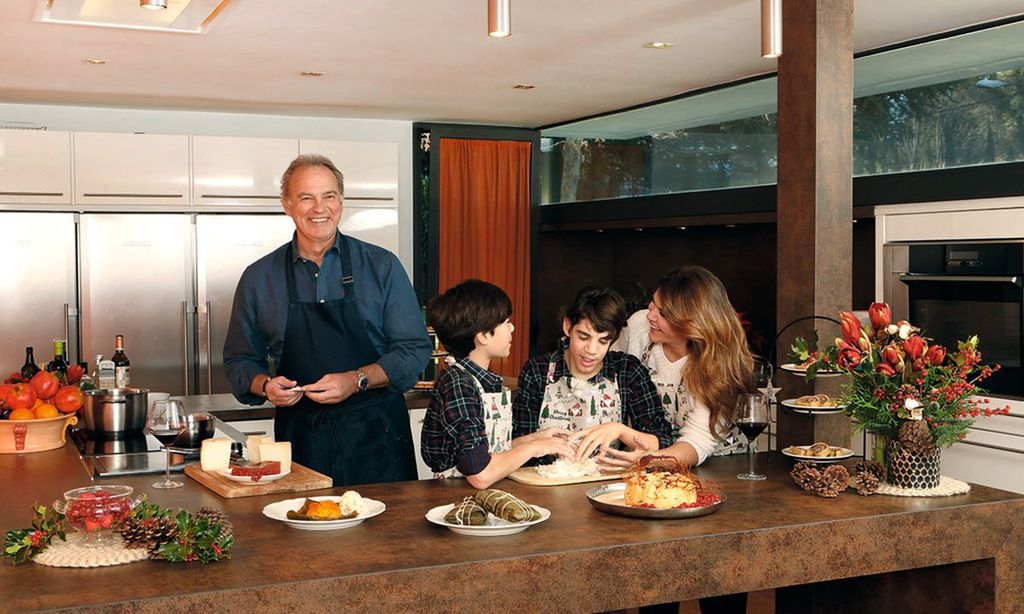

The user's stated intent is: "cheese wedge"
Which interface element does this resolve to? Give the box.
[200,437,232,472]
[246,435,274,463]
[259,441,292,473]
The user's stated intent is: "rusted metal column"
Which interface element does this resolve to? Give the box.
[775,0,854,449]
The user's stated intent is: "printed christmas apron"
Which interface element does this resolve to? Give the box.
[435,359,513,479]
[537,356,623,433]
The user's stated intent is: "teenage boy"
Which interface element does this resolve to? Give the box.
[421,279,573,488]
[513,286,675,462]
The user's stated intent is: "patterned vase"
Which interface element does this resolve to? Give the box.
[884,440,941,489]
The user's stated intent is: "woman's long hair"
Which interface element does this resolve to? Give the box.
[656,266,755,439]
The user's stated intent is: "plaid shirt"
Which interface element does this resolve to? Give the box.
[421,356,505,475]
[512,342,675,449]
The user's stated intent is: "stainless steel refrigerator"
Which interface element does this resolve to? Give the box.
[0,212,79,374]
[79,213,295,397]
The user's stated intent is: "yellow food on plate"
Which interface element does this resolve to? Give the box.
[286,496,359,521]
[623,456,700,509]
[786,443,846,458]
[793,394,838,407]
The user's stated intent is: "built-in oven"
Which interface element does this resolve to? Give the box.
[884,241,1023,399]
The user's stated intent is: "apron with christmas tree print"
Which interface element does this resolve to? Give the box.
[537,356,623,434]
[434,359,514,479]
[639,342,747,456]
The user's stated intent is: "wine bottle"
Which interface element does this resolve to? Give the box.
[112,334,131,388]
[98,355,116,390]
[20,346,40,381]
[47,339,69,378]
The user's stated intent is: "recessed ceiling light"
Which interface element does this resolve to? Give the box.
[677,226,686,230]
[84,58,109,65]
[140,0,168,9]
[300,71,324,77]
[643,41,675,49]
[512,84,535,90]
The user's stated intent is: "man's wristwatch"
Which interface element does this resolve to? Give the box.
[355,370,369,393]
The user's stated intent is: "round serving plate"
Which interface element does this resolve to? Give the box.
[779,398,846,414]
[425,503,550,536]
[781,446,854,463]
[263,496,385,531]
[779,364,842,378]
[585,482,725,519]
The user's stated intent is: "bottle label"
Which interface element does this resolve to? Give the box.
[115,366,131,388]
[99,359,116,389]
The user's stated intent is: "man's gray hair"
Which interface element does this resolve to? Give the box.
[280,154,345,199]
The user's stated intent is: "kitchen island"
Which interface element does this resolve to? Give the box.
[2,444,1022,613]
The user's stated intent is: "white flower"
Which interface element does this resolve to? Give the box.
[904,398,923,420]
[886,324,898,335]
[898,323,912,340]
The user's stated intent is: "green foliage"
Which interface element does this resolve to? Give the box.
[2,504,66,565]
[153,510,233,564]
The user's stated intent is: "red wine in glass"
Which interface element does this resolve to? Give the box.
[735,393,769,480]
[736,420,768,441]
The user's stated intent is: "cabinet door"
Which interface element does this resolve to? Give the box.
[74,132,190,205]
[0,131,72,204]
[192,136,298,206]
[340,205,399,255]
[408,408,433,480]
[298,140,398,205]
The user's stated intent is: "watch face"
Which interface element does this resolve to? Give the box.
[357,372,369,391]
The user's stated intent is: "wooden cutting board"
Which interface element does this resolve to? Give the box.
[184,462,333,498]
[507,467,625,487]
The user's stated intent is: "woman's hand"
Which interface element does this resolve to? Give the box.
[571,423,630,461]
[595,434,656,471]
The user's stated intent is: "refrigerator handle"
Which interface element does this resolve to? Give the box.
[63,303,80,365]
[205,301,214,395]
[181,301,190,396]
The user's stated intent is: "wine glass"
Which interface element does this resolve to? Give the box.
[735,393,770,481]
[146,399,187,489]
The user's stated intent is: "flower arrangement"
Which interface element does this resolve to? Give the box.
[794,302,1010,449]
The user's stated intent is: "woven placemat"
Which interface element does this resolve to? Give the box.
[34,532,149,568]
[873,475,971,497]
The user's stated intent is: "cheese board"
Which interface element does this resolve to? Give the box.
[507,466,624,487]
[184,462,332,498]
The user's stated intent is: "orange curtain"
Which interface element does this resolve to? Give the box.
[438,138,531,377]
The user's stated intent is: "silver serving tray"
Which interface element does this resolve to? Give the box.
[585,482,726,519]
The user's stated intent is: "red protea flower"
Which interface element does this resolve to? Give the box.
[903,335,926,361]
[840,311,862,346]
[924,344,946,366]
[881,343,901,366]
[868,302,891,331]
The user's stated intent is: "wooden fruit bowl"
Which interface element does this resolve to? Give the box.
[0,413,78,453]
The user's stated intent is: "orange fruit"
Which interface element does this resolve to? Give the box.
[34,403,59,419]
[8,408,36,421]
[32,397,44,409]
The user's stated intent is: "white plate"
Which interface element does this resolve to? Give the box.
[779,363,842,378]
[217,467,291,483]
[782,446,854,463]
[425,503,550,536]
[780,398,846,414]
[262,496,385,530]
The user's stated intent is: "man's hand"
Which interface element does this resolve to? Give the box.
[265,375,303,407]
[528,437,575,460]
[303,372,359,405]
[571,422,630,461]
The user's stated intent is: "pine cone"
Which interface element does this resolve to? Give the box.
[121,516,179,550]
[854,460,885,480]
[790,462,822,492]
[812,465,850,498]
[898,419,937,455]
[195,507,233,542]
[854,471,880,495]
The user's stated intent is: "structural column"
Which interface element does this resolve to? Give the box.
[775,0,854,449]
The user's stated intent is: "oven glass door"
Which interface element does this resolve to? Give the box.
[902,277,1023,398]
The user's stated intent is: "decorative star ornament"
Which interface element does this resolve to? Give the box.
[758,378,782,404]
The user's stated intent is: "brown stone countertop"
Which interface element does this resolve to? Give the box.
[2,445,1022,613]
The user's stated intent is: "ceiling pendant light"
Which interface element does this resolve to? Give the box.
[488,0,511,38]
[140,0,168,10]
[761,0,782,58]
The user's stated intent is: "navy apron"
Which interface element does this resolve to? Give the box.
[273,238,417,486]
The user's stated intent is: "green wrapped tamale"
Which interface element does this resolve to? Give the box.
[473,489,540,523]
[444,497,488,526]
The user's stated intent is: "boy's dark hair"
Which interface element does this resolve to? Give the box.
[427,279,513,358]
[563,286,628,341]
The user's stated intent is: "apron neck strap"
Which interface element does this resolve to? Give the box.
[283,234,355,303]
[285,243,299,303]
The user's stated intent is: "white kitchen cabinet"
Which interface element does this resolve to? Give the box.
[299,140,398,204]
[192,136,297,206]
[74,132,190,205]
[341,205,399,255]
[0,130,72,204]
[409,408,433,480]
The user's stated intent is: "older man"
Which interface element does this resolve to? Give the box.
[224,154,430,486]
